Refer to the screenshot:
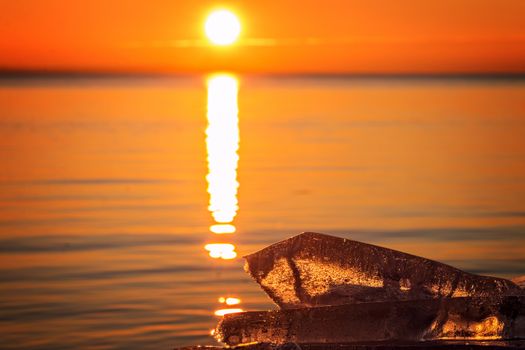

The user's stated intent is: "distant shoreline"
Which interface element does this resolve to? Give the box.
[1,70,525,81]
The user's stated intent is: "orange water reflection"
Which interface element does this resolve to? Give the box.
[204,243,237,260]
[1,79,525,349]
[204,73,239,258]
[204,73,243,333]
[210,224,236,234]
[206,74,240,225]
[219,297,241,305]
[214,308,243,317]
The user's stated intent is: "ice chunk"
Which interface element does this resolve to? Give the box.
[244,232,522,309]
[215,296,525,346]
[176,341,525,350]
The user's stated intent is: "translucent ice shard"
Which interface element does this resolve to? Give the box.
[215,296,525,346]
[244,232,522,308]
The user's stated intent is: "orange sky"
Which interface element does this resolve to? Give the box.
[1,0,525,74]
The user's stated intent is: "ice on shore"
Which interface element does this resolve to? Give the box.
[211,232,524,347]
[244,232,522,309]
[216,296,525,346]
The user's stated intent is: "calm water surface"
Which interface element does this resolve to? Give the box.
[1,76,525,349]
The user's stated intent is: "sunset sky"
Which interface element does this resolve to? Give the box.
[1,0,525,74]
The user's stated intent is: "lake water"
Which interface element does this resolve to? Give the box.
[1,76,524,349]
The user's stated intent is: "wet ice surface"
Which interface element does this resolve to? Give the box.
[180,341,525,350]
[216,295,525,345]
[214,233,525,347]
[244,232,522,309]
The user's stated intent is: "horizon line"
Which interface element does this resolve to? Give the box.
[1,69,525,81]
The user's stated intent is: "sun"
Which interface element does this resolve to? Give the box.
[205,10,241,46]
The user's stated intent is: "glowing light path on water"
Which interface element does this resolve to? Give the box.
[205,74,243,325]
[210,223,236,234]
[204,243,237,260]
[206,74,240,226]
[205,74,240,260]
[214,308,243,317]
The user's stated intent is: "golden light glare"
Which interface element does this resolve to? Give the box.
[204,243,238,260]
[218,297,241,305]
[210,224,236,234]
[205,10,241,45]
[214,308,243,316]
[206,75,240,225]
[225,297,241,305]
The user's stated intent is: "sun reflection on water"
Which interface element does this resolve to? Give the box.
[204,243,237,260]
[219,297,241,305]
[204,73,244,329]
[206,74,240,225]
[210,224,236,234]
[214,308,243,317]
[205,73,239,258]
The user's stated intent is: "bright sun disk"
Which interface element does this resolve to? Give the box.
[205,10,241,46]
